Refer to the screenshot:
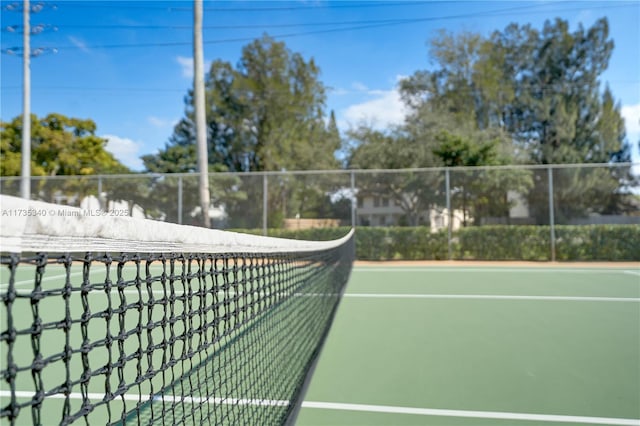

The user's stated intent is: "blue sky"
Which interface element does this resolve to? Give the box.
[1,0,639,171]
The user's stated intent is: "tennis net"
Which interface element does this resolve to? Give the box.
[0,195,354,425]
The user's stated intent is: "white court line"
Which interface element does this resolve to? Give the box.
[155,394,289,407]
[5,267,636,290]
[301,401,640,426]
[0,266,120,289]
[9,288,287,297]
[1,391,638,425]
[0,271,84,289]
[1,390,289,407]
[354,267,638,274]
[0,265,169,290]
[343,293,640,302]
[9,290,638,303]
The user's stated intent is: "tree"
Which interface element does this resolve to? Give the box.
[345,93,531,226]
[346,125,446,226]
[153,35,339,174]
[139,145,248,226]
[399,18,634,224]
[1,113,129,203]
[433,130,533,226]
[1,113,128,177]
[400,18,629,165]
[144,35,341,227]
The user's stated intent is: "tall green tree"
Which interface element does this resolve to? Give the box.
[401,18,628,165]
[138,145,248,226]
[156,35,339,174]
[399,17,634,223]
[145,35,341,227]
[1,113,128,177]
[345,105,528,226]
[433,130,533,226]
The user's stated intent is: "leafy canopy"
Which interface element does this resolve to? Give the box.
[1,113,128,177]
[146,35,340,174]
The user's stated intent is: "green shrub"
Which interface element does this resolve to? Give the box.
[233,225,639,261]
[352,227,393,260]
[456,226,550,261]
[555,225,640,261]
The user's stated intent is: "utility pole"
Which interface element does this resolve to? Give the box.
[21,0,31,199]
[193,0,210,227]
[3,1,57,199]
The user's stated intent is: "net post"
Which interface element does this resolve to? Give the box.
[547,166,556,261]
[445,168,452,260]
[263,173,268,235]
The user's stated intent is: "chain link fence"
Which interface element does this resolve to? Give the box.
[2,163,638,260]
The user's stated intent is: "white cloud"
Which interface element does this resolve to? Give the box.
[177,56,212,80]
[622,103,640,163]
[329,87,349,96]
[621,103,640,137]
[68,36,91,54]
[102,134,144,171]
[574,9,596,28]
[342,88,408,130]
[177,56,194,79]
[148,116,173,128]
[352,82,369,92]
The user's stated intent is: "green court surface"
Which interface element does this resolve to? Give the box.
[1,263,639,425]
[296,265,640,426]
[0,257,342,425]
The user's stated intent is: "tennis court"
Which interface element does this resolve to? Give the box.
[0,244,353,425]
[0,255,640,426]
[296,263,640,426]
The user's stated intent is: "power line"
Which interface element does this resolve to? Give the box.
[1,79,637,95]
[48,1,437,11]
[3,3,635,32]
[2,18,454,31]
[4,2,598,51]
[58,0,635,13]
[3,23,58,33]
[2,2,57,57]
[201,1,438,12]
[0,86,186,92]
[1,3,635,53]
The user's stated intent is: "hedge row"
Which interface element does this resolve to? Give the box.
[237,225,640,261]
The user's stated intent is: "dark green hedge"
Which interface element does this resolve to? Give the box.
[235,225,640,261]
[555,225,640,261]
[456,226,550,261]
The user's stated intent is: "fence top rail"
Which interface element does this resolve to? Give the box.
[349,162,639,174]
[0,162,637,181]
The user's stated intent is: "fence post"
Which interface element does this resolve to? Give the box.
[263,173,268,236]
[445,168,452,260]
[97,176,103,210]
[350,170,356,227]
[547,166,556,261]
[178,175,183,225]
